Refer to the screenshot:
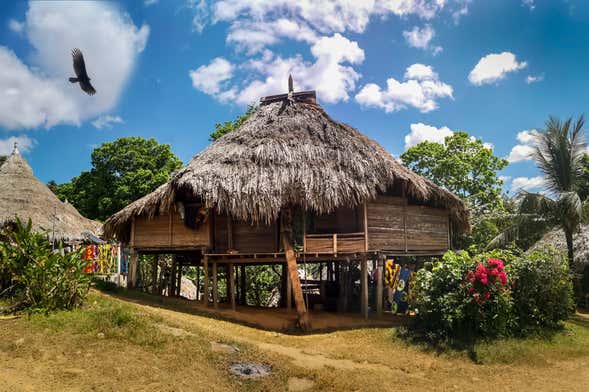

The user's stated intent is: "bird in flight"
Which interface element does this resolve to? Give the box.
[69,48,96,95]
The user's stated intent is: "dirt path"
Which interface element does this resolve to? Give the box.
[116,293,589,392]
[2,292,589,391]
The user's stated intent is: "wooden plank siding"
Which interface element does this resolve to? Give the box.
[133,211,210,249]
[367,195,449,252]
[214,213,278,253]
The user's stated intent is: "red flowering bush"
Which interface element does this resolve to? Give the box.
[464,258,508,305]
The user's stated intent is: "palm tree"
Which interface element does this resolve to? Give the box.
[489,115,587,270]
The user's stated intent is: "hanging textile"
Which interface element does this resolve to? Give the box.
[81,244,119,274]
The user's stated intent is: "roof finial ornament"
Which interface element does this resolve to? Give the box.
[288,74,294,93]
[12,141,19,155]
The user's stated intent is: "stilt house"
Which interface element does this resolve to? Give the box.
[104,81,469,329]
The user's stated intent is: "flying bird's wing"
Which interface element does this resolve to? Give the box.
[71,48,96,95]
[71,48,88,79]
[79,80,96,95]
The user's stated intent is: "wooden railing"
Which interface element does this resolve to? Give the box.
[304,232,366,254]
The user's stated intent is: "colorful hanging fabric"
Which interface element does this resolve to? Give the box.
[391,267,411,314]
[384,260,400,289]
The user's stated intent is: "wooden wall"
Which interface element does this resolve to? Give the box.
[213,214,278,253]
[133,211,210,249]
[367,195,449,252]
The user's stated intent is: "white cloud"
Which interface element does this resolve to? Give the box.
[404,123,454,149]
[452,0,472,24]
[191,34,364,105]
[403,25,434,49]
[525,74,544,84]
[506,129,538,163]
[91,115,124,130]
[0,135,35,155]
[468,52,527,85]
[144,0,159,6]
[189,57,235,97]
[355,63,453,113]
[8,19,24,33]
[187,0,208,33]
[403,24,442,54]
[511,176,543,192]
[522,0,535,10]
[0,1,149,130]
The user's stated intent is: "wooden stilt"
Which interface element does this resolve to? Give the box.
[286,264,292,312]
[361,257,368,320]
[169,256,177,297]
[376,256,384,317]
[281,209,310,330]
[212,262,218,309]
[151,255,159,294]
[228,263,236,311]
[196,263,200,301]
[202,255,209,306]
[240,265,246,305]
[128,249,138,289]
[176,262,182,297]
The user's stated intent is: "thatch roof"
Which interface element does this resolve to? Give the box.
[104,90,469,242]
[529,224,589,268]
[0,147,101,242]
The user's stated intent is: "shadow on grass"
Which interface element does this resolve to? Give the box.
[94,286,409,336]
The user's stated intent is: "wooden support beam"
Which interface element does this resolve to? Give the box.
[376,255,384,317]
[281,209,310,330]
[286,263,292,312]
[212,262,218,309]
[176,262,182,297]
[363,202,369,251]
[202,255,209,306]
[228,263,236,311]
[128,249,138,289]
[361,257,368,320]
[151,255,159,294]
[169,256,177,297]
[240,265,246,305]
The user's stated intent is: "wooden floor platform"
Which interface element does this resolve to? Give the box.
[111,290,411,332]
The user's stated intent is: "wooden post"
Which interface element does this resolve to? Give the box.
[202,255,209,305]
[228,263,236,311]
[169,256,177,297]
[286,264,292,312]
[212,262,218,309]
[240,265,246,305]
[196,262,200,301]
[363,202,369,251]
[361,257,368,320]
[281,209,310,330]
[128,249,138,289]
[151,255,159,294]
[176,262,182,297]
[376,256,384,317]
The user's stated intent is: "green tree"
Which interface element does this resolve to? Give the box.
[49,137,182,221]
[209,105,256,141]
[491,116,587,269]
[400,132,509,251]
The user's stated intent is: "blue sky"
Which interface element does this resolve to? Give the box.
[1,0,589,195]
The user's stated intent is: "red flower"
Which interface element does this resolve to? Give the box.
[498,271,507,285]
[484,292,491,300]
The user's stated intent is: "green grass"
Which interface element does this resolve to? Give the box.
[28,293,171,348]
[473,315,589,365]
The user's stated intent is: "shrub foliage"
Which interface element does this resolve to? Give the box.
[0,218,90,313]
[412,247,574,345]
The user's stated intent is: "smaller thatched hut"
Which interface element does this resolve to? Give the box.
[0,144,101,243]
[530,224,589,269]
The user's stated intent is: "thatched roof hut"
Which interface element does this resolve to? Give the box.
[0,145,101,242]
[104,89,469,242]
[530,224,589,268]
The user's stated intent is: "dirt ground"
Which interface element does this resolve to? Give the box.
[1,291,589,392]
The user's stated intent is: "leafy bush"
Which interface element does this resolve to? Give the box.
[0,218,90,313]
[412,251,513,345]
[508,247,574,334]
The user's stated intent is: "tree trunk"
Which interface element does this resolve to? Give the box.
[564,228,575,271]
[281,209,310,330]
